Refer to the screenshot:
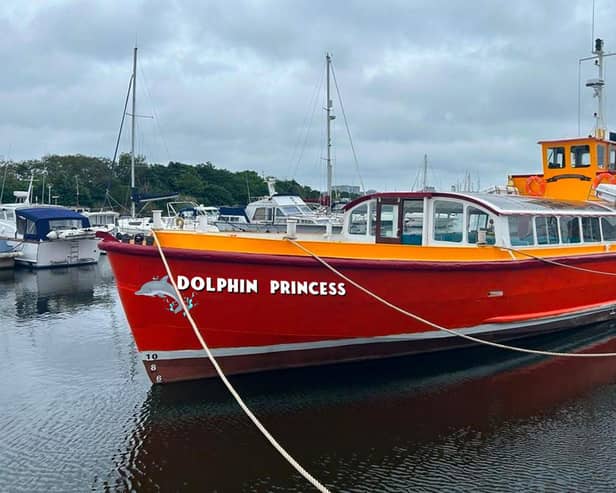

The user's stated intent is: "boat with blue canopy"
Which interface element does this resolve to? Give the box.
[0,198,99,268]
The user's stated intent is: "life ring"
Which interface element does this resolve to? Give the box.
[525,175,547,196]
[592,172,616,189]
[175,217,185,228]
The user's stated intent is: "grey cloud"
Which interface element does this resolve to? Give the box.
[0,0,614,192]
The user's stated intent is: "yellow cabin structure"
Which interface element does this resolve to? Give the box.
[510,136,616,201]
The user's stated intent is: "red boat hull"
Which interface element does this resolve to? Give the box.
[101,239,616,384]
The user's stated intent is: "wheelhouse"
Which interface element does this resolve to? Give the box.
[510,136,616,201]
[342,192,616,248]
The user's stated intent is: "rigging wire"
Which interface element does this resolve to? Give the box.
[330,60,365,194]
[291,63,326,181]
[106,74,134,211]
[0,160,9,204]
[140,65,172,164]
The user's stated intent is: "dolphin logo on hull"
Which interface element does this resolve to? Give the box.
[135,275,185,314]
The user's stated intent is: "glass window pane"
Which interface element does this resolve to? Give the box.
[48,219,84,230]
[601,217,616,240]
[560,216,581,243]
[349,203,368,235]
[253,208,266,221]
[598,145,606,168]
[402,199,423,245]
[571,145,591,168]
[26,219,37,235]
[547,147,565,169]
[534,216,559,245]
[467,207,495,245]
[582,217,601,242]
[378,203,399,239]
[508,216,534,246]
[369,201,377,236]
[433,200,463,243]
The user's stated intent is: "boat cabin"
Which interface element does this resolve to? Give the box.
[342,192,616,249]
[15,207,91,241]
[509,136,616,201]
[244,194,330,226]
[86,211,120,228]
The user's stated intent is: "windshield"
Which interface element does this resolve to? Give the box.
[279,205,302,216]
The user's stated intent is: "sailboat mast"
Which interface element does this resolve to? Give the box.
[422,154,428,191]
[326,53,333,213]
[131,46,137,218]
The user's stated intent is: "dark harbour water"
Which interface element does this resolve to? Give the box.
[4,258,616,491]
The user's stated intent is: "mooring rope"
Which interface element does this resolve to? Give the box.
[287,238,616,358]
[502,245,616,277]
[151,231,330,493]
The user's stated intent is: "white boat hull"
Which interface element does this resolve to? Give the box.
[9,238,100,268]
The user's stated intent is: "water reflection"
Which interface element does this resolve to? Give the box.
[4,259,116,318]
[114,323,616,491]
[0,256,149,493]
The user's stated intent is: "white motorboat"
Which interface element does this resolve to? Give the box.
[0,193,99,268]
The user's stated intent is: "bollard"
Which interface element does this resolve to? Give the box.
[152,210,163,229]
[197,215,209,231]
[286,219,298,238]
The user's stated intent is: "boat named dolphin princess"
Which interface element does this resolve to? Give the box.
[100,191,616,384]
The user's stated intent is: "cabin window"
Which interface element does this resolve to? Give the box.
[49,219,84,230]
[534,216,559,245]
[559,216,581,243]
[401,199,424,245]
[610,148,616,171]
[16,217,27,236]
[349,203,368,235]
[253,207,273,222]
[570,145,591,168]
[601,217,616,241]
[369,202,377,236]
[16,217,36,237]
[467,207,495,245]
[279,205,302,216]
[377,203,399,239]
[433,201,463,243]
[508,216,534,246]
[547,147,565,169]
[598,145,607,169]
[582,217,601,242]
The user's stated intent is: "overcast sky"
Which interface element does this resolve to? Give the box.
[1,0,615,192]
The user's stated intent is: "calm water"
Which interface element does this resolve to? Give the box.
[3,257,616,491]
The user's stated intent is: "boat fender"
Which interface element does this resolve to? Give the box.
[525,175,546,196]
[592,172,616,189]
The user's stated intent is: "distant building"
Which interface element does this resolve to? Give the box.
[332,185,361,195]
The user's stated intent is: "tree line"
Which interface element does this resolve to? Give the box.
[0,153,329,212]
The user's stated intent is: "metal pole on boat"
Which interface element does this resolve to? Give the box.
[326,53,333,213]
[131,46,137,219]
[581,39,616,139]
[594,38,605,139]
